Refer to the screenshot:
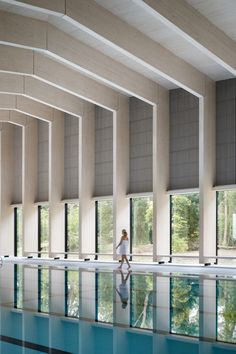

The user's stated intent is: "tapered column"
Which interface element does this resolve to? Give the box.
[49,110,64,257]
[23,118,38,255]
[0,123,14,255]
[79,103,95,258]
[113,95,129,260]
[153,87,170,261]
[199,79,216,263]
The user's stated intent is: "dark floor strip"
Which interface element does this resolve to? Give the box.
[0,335,72,353]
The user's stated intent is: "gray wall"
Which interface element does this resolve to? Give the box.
[169,88,199,189]
[129,97,153,193]
[37,120,49,202]
[12,125,22,204]
[64,114,79,199]
[216,78,236,185]
[94,106,113,196]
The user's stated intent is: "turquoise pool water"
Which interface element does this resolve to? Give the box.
[0,263,235,353]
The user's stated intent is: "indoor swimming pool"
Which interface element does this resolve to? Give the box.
[0,261,235,353]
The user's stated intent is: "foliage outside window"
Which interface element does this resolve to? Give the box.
[217,279,236,343]
[96,200,113,259]
[39,206,49,258]
[14,264,23,309]
[130,274,154,330]
[131,197,153,261]
[171,194,199,263]
[217,191,236,265]
[15,207,23,257]
[170,277,199,337]
[96,272,113,323]
[66,203,79,258]
[38,268,50,313]
[65,270,79,318]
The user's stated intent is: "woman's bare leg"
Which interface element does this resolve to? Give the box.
[118,256,124,269]
[124,255,131,269]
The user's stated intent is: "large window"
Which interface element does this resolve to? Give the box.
[38,205,49,258]
[96,271,113,323]
[130,273,154,330]
[65,270,79,318]
[38,268,50,313]
[65,203,79,258]
[170,276,199,337]
[171,193,199,263]
[217,279,236,343]
[14,207,23,257]
[130,197,153,261]
[217,191,236,265]
[95,200,113,260]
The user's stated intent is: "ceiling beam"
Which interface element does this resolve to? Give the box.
[0,110,30,126]
[134,0,236,76]
[0,10,159,103]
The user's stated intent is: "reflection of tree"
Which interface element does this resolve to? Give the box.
[97,201,113,253]
[39,268,50,313]
[132,198,153,246]
[131,274,153,330]
[217,280,236,343]
[218,191,236,248]
[66,271,79,318]
[171,194,199,253]
[171,277,199,337]
[97,272,113,323]
[67,204,79,252]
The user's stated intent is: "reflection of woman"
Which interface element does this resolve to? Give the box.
[116,270,131,309]
[116,229,131,269]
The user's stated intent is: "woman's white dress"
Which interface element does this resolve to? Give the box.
[119,239,129,256]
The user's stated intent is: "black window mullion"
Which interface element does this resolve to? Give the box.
[38,206,41,258]
[95,201,98,260]
[14,208,17,257]
[65,203,68,259]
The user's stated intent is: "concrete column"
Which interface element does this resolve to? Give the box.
[113,95,129,260]
[199,79,216,263]
[0,123,14,255]
[49,110,64,257]
[79,103,95,258]
[23,118,38,255]
[153,87,170,261]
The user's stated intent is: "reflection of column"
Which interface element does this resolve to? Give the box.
[113,95,129,260]
[199,276,216,354]
[153,87,170,261]
[0,263,14,306]
[114,270,130,326]
[79,269,96,320]
[23,267,38,311]
[23,118,38,255]
[199,79,216,263]
[155,275,170,332]
[49,110,64,257]
[79,103,95,258]
[0,123,14,255]
[50,269,65,315]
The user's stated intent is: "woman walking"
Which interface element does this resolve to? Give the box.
[116,229,131,270]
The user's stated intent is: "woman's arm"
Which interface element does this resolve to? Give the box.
[116,237,123,249]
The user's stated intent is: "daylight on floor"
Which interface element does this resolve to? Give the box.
[0,0,235,353]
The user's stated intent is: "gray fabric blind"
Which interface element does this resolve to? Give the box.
[94,106,113,196]
[37,120,49,202]
[64,114,79,199]
[129,97,153,193]
[12,125,22,204]
[169,88,199,189]
[216,78,236,185]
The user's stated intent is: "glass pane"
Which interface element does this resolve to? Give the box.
[67,203,79,257]
[38,268,50,313]
[14,264,23,309]
[15,207,23,257]
[171,194,199,264]
[66,270,79,318]
[96,272,113,323]
[96,200,113,259]
[217,191,236,265]
[131,197,153,261]
[131,274,154,330]
[217,279,236,343]
[170,277,199,337]
[39,206,49,257]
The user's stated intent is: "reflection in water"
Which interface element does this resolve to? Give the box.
[171,277,199,337]
[1,264,236,354]
[217,279,236,343]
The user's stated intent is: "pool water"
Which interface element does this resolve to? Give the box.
[0,263,236,353]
